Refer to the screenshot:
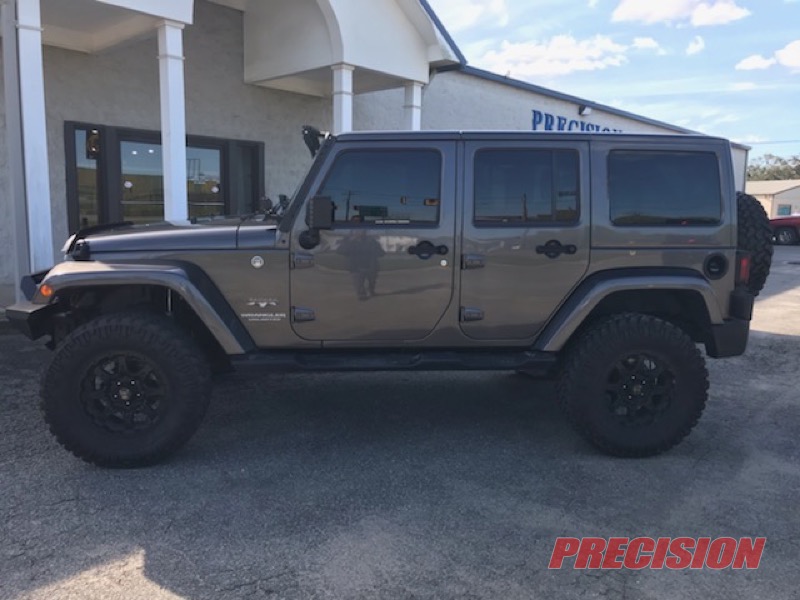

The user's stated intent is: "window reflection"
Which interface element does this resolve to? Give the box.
[75,129,100,228]
[70,123,262,229]
[120,142,224,223]
[187,147,224,218]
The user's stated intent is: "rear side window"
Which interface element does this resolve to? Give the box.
[608,151,722,226]
[319,150,441,225]
[474,149,580,225]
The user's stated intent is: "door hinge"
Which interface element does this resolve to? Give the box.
[292,252,315,269]
[460,307,485,322]
[292,307,316,323]
[462,254,486,270]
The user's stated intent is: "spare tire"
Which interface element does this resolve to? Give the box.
[737,191,773,296]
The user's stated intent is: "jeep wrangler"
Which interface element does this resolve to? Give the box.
[6,130,773,467]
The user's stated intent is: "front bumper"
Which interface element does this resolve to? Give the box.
[5,301,60,340]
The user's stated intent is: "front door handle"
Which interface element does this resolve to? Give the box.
[408,241,449,260]
[536,240,577,259]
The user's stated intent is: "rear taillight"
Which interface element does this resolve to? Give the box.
[736,252,752,286]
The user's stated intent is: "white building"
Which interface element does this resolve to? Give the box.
[745,180,800,218]
[0,0,749,306]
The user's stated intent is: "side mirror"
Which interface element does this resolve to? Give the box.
[306,196,334,230]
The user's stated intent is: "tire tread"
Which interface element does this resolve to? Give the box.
[41,311,211,468]
[557,313,709,458]
[737,191,773,296]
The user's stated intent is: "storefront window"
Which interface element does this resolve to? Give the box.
[120,142,225,223]
[121,141,165,224]
[66,123,263,231]
[187,147,224,218]
[74,129,101,228]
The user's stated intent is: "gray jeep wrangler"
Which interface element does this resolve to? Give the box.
[7,129,773,467]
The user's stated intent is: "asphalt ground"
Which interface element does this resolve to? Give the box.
[1,246,799,599]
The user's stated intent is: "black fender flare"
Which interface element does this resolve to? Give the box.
[28,261,254,354]
[534,268,725,352]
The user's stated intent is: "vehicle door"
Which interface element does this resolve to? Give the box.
[289,141,457,342]
[459,140,591,340]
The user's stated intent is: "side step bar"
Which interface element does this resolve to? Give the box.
[231,349,557,374]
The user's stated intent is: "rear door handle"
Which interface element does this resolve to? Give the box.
[408,241,449,260]
[462,254,485,270]
[536,240,577,259]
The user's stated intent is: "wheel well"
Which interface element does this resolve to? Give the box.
[49,285,230,372]
[581,289,712,344]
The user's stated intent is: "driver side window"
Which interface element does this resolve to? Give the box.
[319,149,442,225]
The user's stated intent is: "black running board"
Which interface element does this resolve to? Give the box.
[231,349,557,374]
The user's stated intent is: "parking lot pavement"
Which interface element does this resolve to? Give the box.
[1,247,799,600]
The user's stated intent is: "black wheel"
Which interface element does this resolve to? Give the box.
[557,314,708,457]
[775,226,799,246]
[41,312,212,468]
[736,192,773,296]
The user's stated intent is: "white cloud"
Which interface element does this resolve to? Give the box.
[632,36,668,55]
[588,0,600,7]
[691,1,750,25]
[730,82,758,91]
[612,0,750,27]
[633,37,659,49]
[776,40,800,69]
[425,0,509,32]
[476,35,628,78]
[686,36,706,55]
[736,54,778,70]
[735,40,800,72]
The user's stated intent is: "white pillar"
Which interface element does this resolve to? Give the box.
[2,0,31,299]
[404,82,423,131]
[157,20,188,222]
[332,63,354,135]
[16,0,54,271]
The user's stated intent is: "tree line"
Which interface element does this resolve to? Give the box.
[747,154,800,181]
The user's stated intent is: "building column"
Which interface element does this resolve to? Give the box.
[157,20,188,222]
[404,82,423,131]
[14,0,54,273]
[332,63,354,134]
[2,0,30,301]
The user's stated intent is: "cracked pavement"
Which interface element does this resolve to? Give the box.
[1,247,799,599]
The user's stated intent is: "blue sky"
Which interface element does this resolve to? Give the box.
[426,0,800,160]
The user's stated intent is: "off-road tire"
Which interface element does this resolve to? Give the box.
[557,314,708,458]
[737,192,773,296]
[41,312,211,468]
[775,226,799,246]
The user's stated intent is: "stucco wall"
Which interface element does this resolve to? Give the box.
[42,0,331,236]
[0,0,333,304]
[358,70,674,134]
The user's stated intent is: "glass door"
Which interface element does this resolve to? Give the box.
[187,146,224,218]
[120,141,225,223]
[120,140,165,224]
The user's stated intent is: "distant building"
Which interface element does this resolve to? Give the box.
[746,180,800,218]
